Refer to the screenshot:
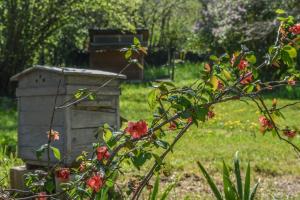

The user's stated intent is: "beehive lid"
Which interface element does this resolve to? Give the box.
[10,65,127,82]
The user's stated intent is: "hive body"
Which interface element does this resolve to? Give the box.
[11,66,126,166]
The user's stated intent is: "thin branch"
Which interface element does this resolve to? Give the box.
[131,122,192,200]
[257,96,300,153]
[47,77,62,169]
[56,63,131,110]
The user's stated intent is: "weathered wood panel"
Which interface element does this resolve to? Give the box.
[70,144,94,162]
[70,110,116,129]
[70,128,99,147]
[66,85,120,96]
[18,71,64,88]
[20,96,65,112]
[19,145,64,164]
[19,110,65,126]
[73,97,117,110]
[18,125,64,147]
[16,87,66,97]
[66,75,120,86]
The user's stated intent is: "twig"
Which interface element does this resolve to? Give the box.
[257,96,300,153]
[47,78,62,169]
[56,63,131,110]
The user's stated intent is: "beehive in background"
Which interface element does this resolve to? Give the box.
[10,66,126,167]
[88,29,148,80]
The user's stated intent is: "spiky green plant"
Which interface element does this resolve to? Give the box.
[197,152,259,200]
[148,175,176,200]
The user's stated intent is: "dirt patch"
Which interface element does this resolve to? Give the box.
[154,172,300,199]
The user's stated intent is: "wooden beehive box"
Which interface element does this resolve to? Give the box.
[10,66,126,167]
[89,29,149,80]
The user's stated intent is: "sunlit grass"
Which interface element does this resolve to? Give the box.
[120,74,300,176]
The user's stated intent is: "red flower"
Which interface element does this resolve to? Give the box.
[168,122,177,130]
[231,55,249,70]
[36,192,47,200]
[187,117,193,123]
[125,120,148,139]
[86,174,104,192]
[259,116,273,132]
[287,79,296,86]
[238,60,249,70]
[289,24,300,35]
[79,162,85,172]
[96,146,110,161]
[207,111,215,119]
[47,129,59,141]
[56,168,70,181]
[240,72,253,85]
[283,129,297,138]
[217,80,224,90]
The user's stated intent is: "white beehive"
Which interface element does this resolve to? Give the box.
[10,66,126,166]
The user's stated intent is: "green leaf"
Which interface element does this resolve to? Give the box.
[210,75,219,91]
[244,84,255,93]
[277,16,287,21]
[244,163,251,200]
[283,45,297,58]
[88,93,96,101]
[246,54,257,64]
[160,182,176,200]
[74,89,86,99]
[222,69,232,80]
[148,89,158,110]
[223,161,238,200]
[195,106,209,122]
[133,37,141,46]
[250,182,259,200]
[197,161,223,200]
[151,175,160,200]
[125,50,132,60]
[154,140,169,149]
[209,55,219,62]
[103,125,113,144]
[281,49,294,67]
[131,152,152,170]
[45,178,55,193]
[51,146,61,160]
[36,144,48,160]
[234,151,243,200]
[275,9,285,14]
[105,179,114,188]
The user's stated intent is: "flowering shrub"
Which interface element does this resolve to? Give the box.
[6,10,300,200]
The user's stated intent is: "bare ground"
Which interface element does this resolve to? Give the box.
[155,172,300,200]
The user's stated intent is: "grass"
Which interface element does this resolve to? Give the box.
[121,63,300,199]
[0,98,22,188]
[0,63,300,198]
[121,82,300,176]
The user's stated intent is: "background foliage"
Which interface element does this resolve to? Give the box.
[1,0,299,95]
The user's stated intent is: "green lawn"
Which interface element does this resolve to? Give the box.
[0,64,300,199]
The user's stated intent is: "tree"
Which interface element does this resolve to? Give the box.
[0,0,141,96]
[0,0,84,95]
[194,0,300,55]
